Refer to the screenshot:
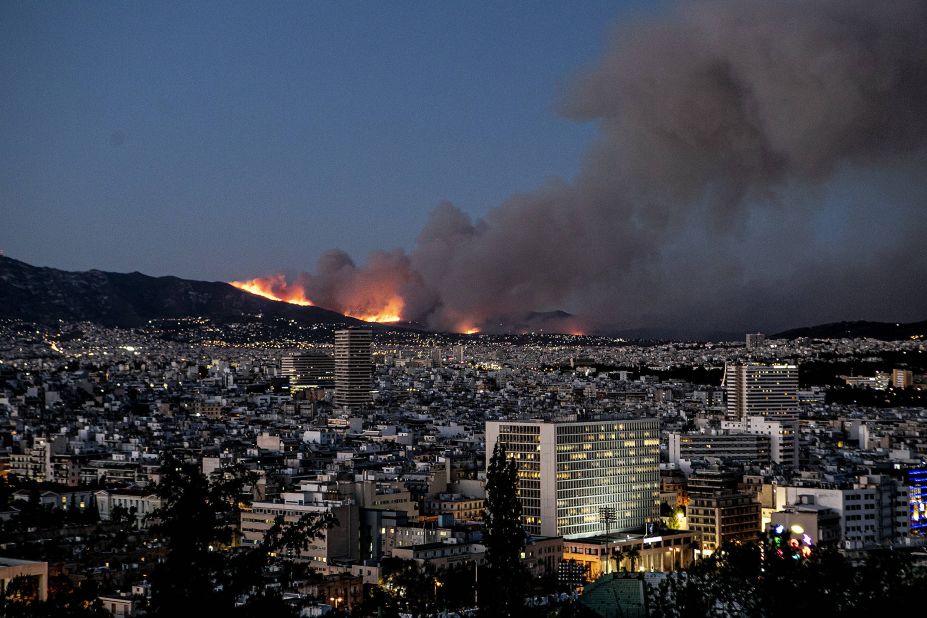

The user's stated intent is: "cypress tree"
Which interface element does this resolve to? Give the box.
[480,441,529,617]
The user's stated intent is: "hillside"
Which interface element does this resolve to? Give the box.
[772,320,927,341]
[0,256,362,327]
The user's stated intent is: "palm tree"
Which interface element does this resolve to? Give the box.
[610,546,626,574]
[625,544,641,573]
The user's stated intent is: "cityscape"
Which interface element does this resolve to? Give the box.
[2,1,927,617]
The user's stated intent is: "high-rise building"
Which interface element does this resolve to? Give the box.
[281,352,335,391]
[723,363,799,418]
[892,368,913,389]
[334,328,373,410]
[745,333,766,350]
[485,418,660,538]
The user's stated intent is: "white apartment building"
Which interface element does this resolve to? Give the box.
[775,475,910,548]
[719,415,800,468]
[240,485,359,565]
[723,363,799,418]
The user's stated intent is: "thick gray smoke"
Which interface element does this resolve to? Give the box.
[300,0,927,335]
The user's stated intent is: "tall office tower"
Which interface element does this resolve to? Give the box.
[485,418,660,538]
[892,369,913,389]
[281,352,335,391]
[723,363,799,418]
[334,328,373,410]
[745,333,766,350]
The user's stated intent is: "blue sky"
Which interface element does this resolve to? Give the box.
[1,1,656,280]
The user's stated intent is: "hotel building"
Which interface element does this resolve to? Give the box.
[486,418,660,538]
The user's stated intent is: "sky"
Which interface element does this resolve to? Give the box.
[3,1,925,335]
[1,1,652,281]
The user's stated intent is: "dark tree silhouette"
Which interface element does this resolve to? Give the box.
[647,534,927,618]
[479,441,529,617]
[146,450,333,617]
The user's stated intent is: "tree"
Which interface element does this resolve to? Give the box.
[610,546,626,574]
[374,557,438,617]
[145,450,333,617]
[624,544,641,573]
[0,575,109,618]
[479,441,530,617]
[436,563,476,611]
[647,534,927,618]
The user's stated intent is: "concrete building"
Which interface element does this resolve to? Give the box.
[486,418,660,538]
[745,333,766,350]
[423,493,484,522]
[687,469,761,555]
[9,437,53,482]
[282,352,335,391]
[334,328,373,410]
[892,368,913,389]
[12,488,95,512]
[775,475,910,548]
[911,468,927,537]
[296,574,363,612]
[723,363,798,418]
[668,432,771,467]
[241,500,359,565]
[390,542,485,569]
[767,501,841,546]
[717,415,799,468]
[95,489,163,528]
[98,596,134,617]
[561,530,698,580]
[0,557,48,601]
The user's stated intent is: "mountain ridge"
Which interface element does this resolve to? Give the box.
[0,255,363,327]
[2,256,924,339]
[771,320,927,341]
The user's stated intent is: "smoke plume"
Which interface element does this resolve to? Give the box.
[238,0,927,336]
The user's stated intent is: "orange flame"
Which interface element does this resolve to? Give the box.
[348,296,404,323]
[230,275,314,306]
[463,327,480,335]
[230,274,404,323]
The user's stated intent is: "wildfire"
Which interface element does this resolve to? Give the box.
[230,274,404,323]
[464,327,481,335]
[348,296,404,323]
[230,275,314,306]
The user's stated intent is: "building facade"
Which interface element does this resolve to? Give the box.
[486,418,660,538]
[716,414,799,468]
[282,352,335,391]
[668,432,771,467]
[723,363,799,418]
[333,328,373,410]
[775,475,910,548]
